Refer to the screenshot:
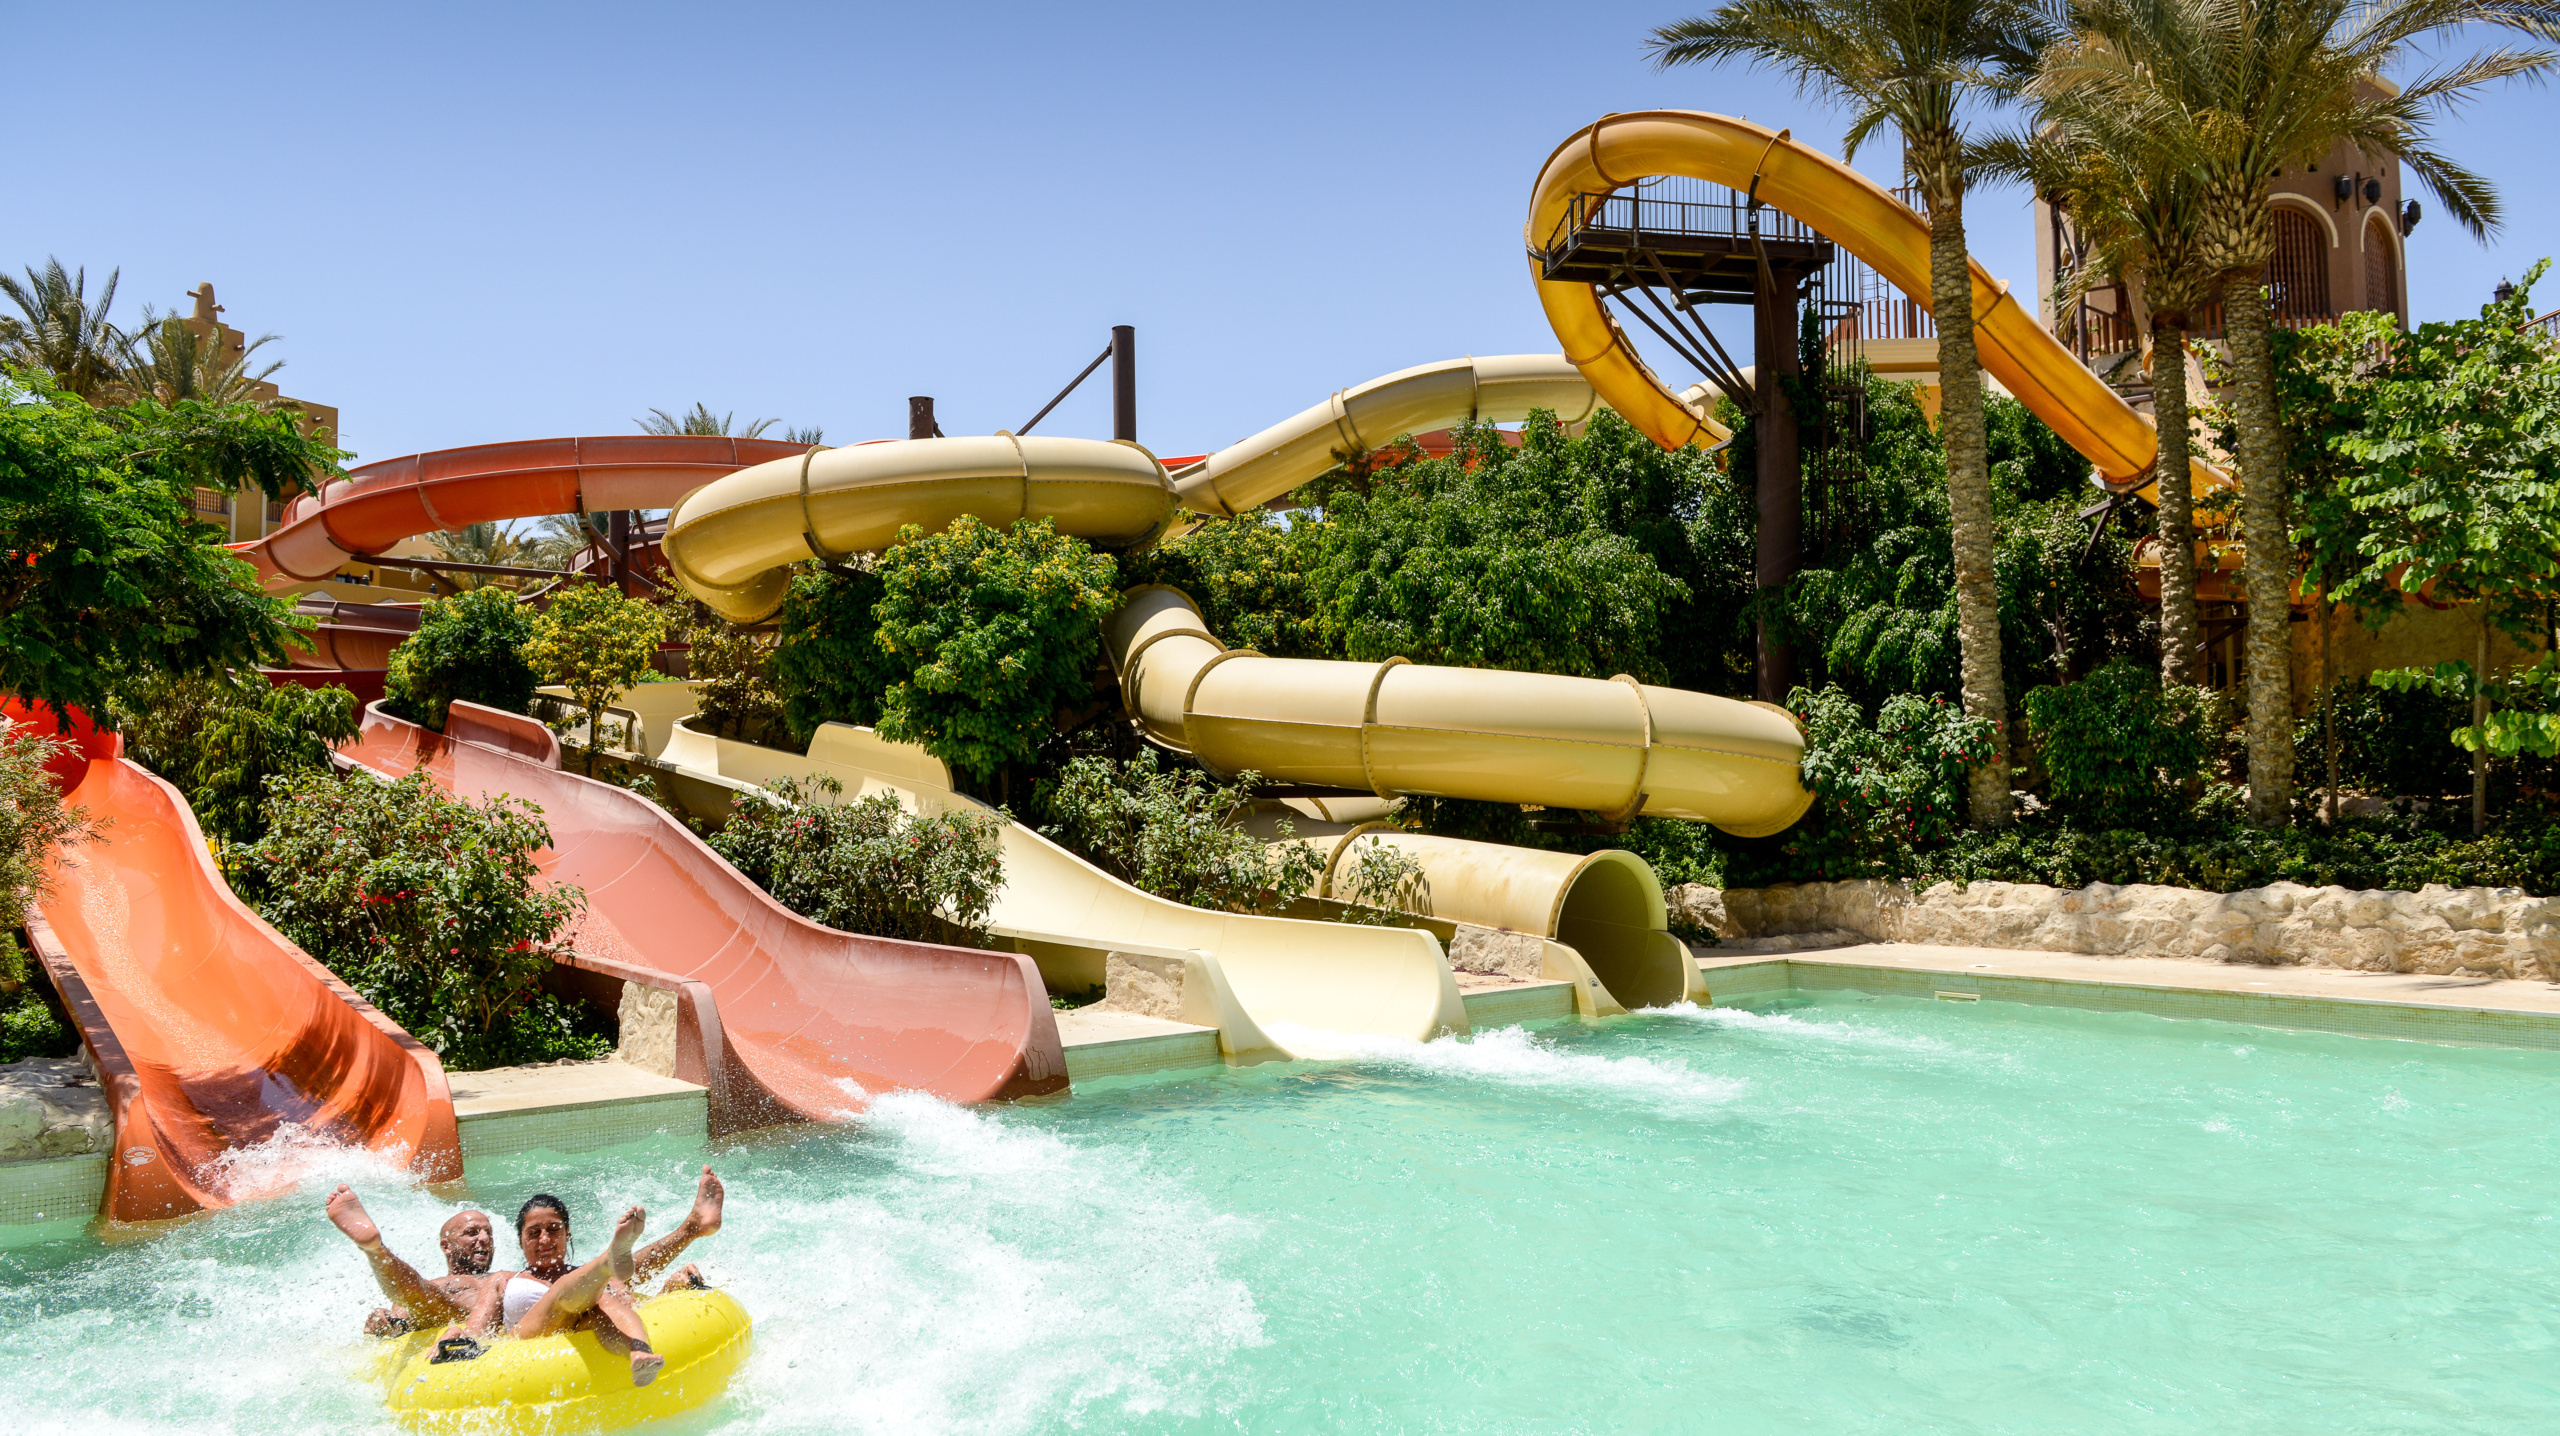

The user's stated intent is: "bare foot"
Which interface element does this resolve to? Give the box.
[659,1263,707,1294]
[629,1347,666,1386]
[684,1166,724,1239]
[326,1184,384,1251]
[608,1205,646,1285]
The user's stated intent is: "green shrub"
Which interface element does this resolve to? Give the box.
[110,673,358,842]
[0,933,76,1062]
[385,585,539,731]
[1327,833,1431,925]
[707,776,1004,944]
[1725,686,1994,884]
[872,516,1119,781]
[771,564,895,746]
[2019,661,2207,826]
[680,600,783,742]
[1121,510,1327,657]
[1924,814,2560,895]
[1036,751,1323,913]
[227,767,601,1071]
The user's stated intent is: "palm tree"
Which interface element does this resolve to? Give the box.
[2049,0,2560,826]
[1982,88,2216,690]
[639,402,778,438]
[427,522,532,588]
[1650,0,2053,828]
[0,258,127,401]
[118,309,286,407]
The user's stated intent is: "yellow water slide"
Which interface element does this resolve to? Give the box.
[1527,110,2222,505]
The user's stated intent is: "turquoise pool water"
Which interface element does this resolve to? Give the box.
[7,993,2559,1433]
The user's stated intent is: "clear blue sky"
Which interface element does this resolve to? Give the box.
[14,2,2552,466]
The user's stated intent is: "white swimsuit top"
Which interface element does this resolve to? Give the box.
[501,1275,550,1329]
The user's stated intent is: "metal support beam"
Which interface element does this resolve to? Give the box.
[908,396,939,441]
[1112,324,1136,442]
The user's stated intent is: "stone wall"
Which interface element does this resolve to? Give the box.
[616,982,680,1078]
[1670,878,2560,981]
[0,1056,112,1162]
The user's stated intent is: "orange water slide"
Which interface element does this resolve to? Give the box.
[6,702,461,1223]
[337,702,1067,1127]
[237,435,812,585]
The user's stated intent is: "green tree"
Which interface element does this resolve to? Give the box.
[709,775,1005,944]
[2051,0,2558,826]
[771,564,897,746]
[639,403,777,438]
[0,259,127,402]
[680,600,784,741]
[118,310,284,408]
[385,584,541,731]
[1310,414,1689,681]
[1652,0,2056,827]
[228,767,600,1071]
[109,673,360,843]
[1,371,333,719]
[523,584,670,774]
[1122,509,1328,657]
[872,516,1120,783]
[0,724,94,1061]
[425,521,533,588]
[1036,751,1326,914]
[2321,267,2560,833]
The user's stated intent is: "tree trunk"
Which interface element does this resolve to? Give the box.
[2319,595,2337,825]
[2152,320,2203,689]
[2474,608,2490,838]
[1921,168,2011,829]
[2222,274,2293,827]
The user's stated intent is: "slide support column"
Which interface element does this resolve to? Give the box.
[1753,266,1805,704]
[1111,325,1136,442]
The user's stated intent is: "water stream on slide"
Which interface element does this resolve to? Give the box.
[7,995,2559,1433]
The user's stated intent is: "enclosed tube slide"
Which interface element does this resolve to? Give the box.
[655,720,1468,1053]
[1526,110,2224,504]
[4,702,461,1223]
[339,702,1066,1127]
[1107,586,1812,837]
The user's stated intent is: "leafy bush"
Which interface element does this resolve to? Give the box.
[1724,685,1995,884]
[679,600,782,742]
[1121,510,1326,657]
[873,516,1120,781]
[2019,661,2207,826]
[1036,751,1323,913]
[524,584,670,775]
[227,767,601,1071]
[1310,414,1690,682]
[707,776,1005,944]
[771,564,895,746]
[110,673,358,842]
[0,938,76,1062]
[0,724,91,940]
[385,585,538,731]
[1923,812,2560,896]
[1328,832,1431,925]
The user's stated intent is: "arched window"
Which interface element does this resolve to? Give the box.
[2364,214,2401,318]
[2268,206,2331,322]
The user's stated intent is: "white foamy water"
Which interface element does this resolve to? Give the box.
[198,1122,418,1202]
[1265,1022,1747,1111]
[1648,1000,1959,1055]
[4,1092,1262,1436]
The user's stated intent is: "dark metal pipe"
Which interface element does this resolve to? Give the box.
[1111,324,1136,442]
[908,396,938,441]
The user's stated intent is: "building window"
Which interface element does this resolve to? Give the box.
[2268,206,2331,323]
[2364,214,2400,318]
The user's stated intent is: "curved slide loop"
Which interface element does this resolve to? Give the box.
[1525,110,2225,502]
[1170,354,1601,518]
[236,435,815,589]
[1109,585,1813,837]
[664,435,1179,623]
[5,701,461,1223]
[339,702,1067,1127]
[654,717,1467,1054]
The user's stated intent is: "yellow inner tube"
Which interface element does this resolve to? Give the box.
[372,1288,752,1434]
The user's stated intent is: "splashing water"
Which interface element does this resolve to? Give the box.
[13,994,2560,1434]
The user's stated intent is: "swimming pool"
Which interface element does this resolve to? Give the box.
[7,993,2556,1433]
